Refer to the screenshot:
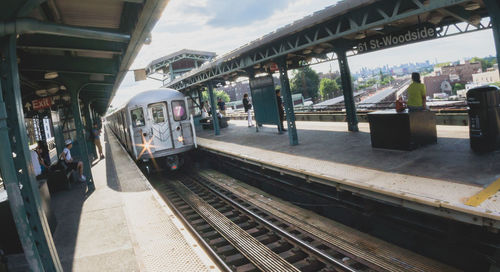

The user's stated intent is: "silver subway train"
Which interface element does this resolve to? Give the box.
[106,89,196,172]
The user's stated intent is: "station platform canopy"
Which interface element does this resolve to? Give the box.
[166,0,494,91]
[0,0,168,115]
[146,49,216,82]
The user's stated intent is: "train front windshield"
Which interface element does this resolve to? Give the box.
[172,101,187,121]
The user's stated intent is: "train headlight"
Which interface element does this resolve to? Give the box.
[177,136,184,143]
[144,142,151,149]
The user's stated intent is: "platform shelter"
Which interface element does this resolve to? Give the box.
[0,0,169,270]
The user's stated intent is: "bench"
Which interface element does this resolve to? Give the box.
[47,161,76,193]
[200,116,229,130]
[367,109,437,151]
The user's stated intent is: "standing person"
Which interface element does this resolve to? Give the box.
[217,97,226,116]
[276,89,286,132]
[92,123,104,159]
[36,141,51,175]
[242,93,254,127]
[200,101,208,118]
[92,123,104,160]
[406,72,427,112]
[60,139,86,182]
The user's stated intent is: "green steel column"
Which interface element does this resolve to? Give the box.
[207,81,220,135]
[336,50,359,132]
[83,101,97,161]
[169,64,174,81]
[69,88,95,191]
[0,35,62,271]
[484,0,500,73]
[277,58,299,146]
[52,111,64,157]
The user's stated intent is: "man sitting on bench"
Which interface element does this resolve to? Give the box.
[60,139,86,182]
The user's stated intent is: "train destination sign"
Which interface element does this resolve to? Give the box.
[354,25,438,54]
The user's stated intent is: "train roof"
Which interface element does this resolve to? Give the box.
[109,89,185,115]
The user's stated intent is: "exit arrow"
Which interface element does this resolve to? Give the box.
[24,102,32,111]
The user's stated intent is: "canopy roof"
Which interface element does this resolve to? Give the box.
[0,0,169,114]
[166,0,491,91]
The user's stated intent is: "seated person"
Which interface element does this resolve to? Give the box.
[59,139,86,182]
[406,72,427,112]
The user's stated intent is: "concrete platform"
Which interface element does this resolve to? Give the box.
[41,129,219,271]
[197,120,500,228]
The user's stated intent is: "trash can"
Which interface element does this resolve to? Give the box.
[467,85,500,152]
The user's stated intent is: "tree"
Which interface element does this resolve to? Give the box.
[470,56,498,71]
[201,89,230,107]
[290,66,320,101]
[319,78,340,100]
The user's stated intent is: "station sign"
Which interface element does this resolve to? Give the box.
[32,97,53,111]
[249,75,274,89]
[354,25,438,55]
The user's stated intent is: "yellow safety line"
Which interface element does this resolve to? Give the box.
[465,177,500,207]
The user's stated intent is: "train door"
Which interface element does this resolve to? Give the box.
[148,103,174,151]
[130,107,146,158]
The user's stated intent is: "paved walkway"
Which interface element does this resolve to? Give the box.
[49,128,218,271]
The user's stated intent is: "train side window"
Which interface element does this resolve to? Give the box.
[172,100,187,121]
[131,108,145,127]
[151,104,165,123]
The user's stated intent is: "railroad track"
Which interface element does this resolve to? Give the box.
[157,174,382,272]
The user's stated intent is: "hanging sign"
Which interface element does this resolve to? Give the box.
[355,25,438,55]
[32,97,53,111]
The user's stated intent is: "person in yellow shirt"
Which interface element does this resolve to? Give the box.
[406,72,427,112]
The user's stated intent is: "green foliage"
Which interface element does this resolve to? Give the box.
[435,62,452,68]
[319,78,340,100]
[453,83,465,91]
[492,82,500,88]
[290,66,320,101]
[201,89,230,105]
[470,56,497,71]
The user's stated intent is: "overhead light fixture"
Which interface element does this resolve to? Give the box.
[465,2,480,11]
[428,12,443,25]
[355,32,366,39]
[313,48,325,54]
[60,85,67,91]
[35,89,48,97]
[372,26,384,31]
[44,72,58,79]
[470,14,482,25]
[302,49,312,54]
[47,87,59,94]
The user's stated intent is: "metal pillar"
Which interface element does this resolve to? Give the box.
[277,58,299,146]
[169,64,174,81]
[207,81,220,135]
[0,35,62,271]
[336,50,359,132]
[484,0,500,73]
[69,88,95,191]
[83,101,97,161]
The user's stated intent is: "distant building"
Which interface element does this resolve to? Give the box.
[472,69,500,84]
[437,61,482,82]
[423,61,482,96]
[423,74,452,97]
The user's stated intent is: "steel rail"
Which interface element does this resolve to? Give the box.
[188,175,358,272]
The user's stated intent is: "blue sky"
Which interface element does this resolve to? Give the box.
[112,0,497,108]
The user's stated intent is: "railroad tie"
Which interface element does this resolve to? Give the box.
[170,180,300,272]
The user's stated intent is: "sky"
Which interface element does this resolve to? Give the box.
[110,0,497,108]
